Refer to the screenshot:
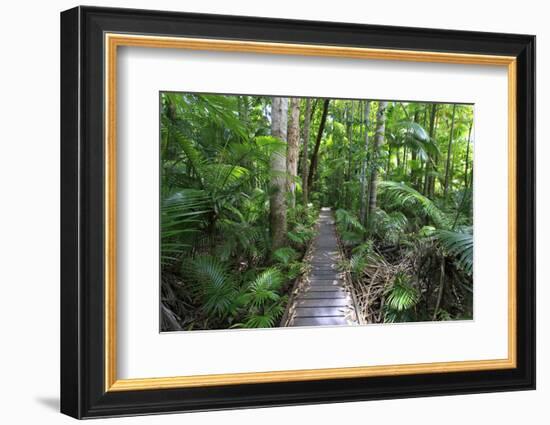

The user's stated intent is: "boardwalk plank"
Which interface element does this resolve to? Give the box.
[294,307,346,317]
[295,298,349,307]
[309,279,343,286]
[305,285,345,292]
[285,208,358,327]
[292,317,349,326]
[301,291,348,299]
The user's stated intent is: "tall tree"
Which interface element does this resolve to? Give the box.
[286,97,300,208]
[429,113,441,197]
[346,101,355,182]
[367,101,388,223]
[443,104,457,196]
[345,101,356,208]
[307,99,330,190]
[452,119,474,230]
[464,120,473,187]
[269,97,289,251]
[359,100,371,226]
[238,95,249,125]
[423,104,438,195]
[302,98,312,206]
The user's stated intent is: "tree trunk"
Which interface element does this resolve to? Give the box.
[464,120,473,187]
[238,95,249,126]
[386,145,392,178]
[310,99,319,121]
[345,101,355,208]
[347,101,355,181]
[307,99,330,190]
[286,97,300,208]
[269,97,289,251]
[359,100,371,226]
[367,101,388,224]
[302,98,311,206]
[432,259,446,320]
[451,120,474,230]
[423,104,438,195]
[429,113,441,197]
[443,104,457,196]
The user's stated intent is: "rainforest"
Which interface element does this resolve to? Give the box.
[160,93,474,331]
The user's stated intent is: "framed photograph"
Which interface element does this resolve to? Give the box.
[60,6,535,419]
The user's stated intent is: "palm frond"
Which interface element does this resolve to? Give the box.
[245,267,284,308]
[160,189,211,266]
[349,253,368,275]
[436,227,473,275]
[385,274,419,312]
[335,209,365,234]
[371,208,409,244]
[184,256,237,318]
[378,181,446,227]
[287,224,315,247]
[272,247,299,266]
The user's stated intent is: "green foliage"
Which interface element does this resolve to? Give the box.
[386,274,419,311]
[161,189,211,266]
[240,268,288,328]
[346,241,383,276]
[386,121,439,162]
[286,261,305,280]
[287,225,315,248]
[185,256,238,319]
[335,209,365,244]
[378,181,446,227]
[335,209,365,232]
[436,227,473,275]
[384,273,419,323]
[244,267,284,308]
[273,247,299,266]
[371,209,408,245]
[160,95,474,329]
[183,257,290,328]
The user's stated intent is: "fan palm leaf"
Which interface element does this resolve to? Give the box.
[378,181,446,227]
[436,227,473,275]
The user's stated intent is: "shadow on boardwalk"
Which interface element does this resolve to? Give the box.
[282,207,360,327]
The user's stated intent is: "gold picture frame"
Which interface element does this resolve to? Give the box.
[104,33,517,392]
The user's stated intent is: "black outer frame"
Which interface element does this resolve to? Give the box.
[60,5,536,419]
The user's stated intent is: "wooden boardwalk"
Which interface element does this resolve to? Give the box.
[282,208,359,327]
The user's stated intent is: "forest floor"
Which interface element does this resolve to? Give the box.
[282,208,360,327]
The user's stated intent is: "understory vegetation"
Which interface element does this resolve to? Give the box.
[160,93,473,331]
[331,102,474,323]
[160,94,317,330]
